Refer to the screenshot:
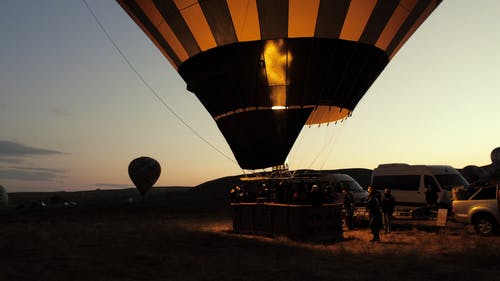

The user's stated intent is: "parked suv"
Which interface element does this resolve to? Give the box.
[452,185,500,235]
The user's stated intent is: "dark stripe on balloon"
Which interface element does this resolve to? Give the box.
[359,0,399,44]
[153,0,201,57]
[199,0,238,46]
[257,0,288,40]
[314,0,350,38]
[385,0,432,57]
[119,0,182,67]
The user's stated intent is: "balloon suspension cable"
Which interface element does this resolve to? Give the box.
[82,0,239,167]
[307,118,345,171]
[318,123,343,170]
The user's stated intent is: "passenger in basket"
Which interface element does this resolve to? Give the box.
[308,184,323,206]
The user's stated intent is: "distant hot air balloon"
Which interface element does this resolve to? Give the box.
[128,157,161,195]
[117,0,441,169]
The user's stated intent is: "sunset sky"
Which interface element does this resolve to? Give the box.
[1,1,499,192]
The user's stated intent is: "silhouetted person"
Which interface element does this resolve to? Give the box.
[381,188,396,233]
[276,181,285,203]
[294,184,307,205]
[324,184,337,204]
[308,184,323,206]
[268,185,277,202]
[229,186,240,203]
[239,185,251,202]
[342,187,356,230]
[257,183,269,202]
[425,184,439,209]
[366,186,382,242]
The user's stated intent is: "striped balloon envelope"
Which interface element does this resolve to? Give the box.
[117,0,442,170]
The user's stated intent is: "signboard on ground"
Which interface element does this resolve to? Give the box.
[436,208,448,227]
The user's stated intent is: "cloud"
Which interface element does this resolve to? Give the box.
[0,140,68,163]
[0,157,24,164]
[0,141,69,182]
[0,166,66,181]
[48,106,72,116]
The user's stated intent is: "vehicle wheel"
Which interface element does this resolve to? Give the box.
[474,214,495,235]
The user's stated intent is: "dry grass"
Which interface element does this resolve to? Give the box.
[0,208,498,281]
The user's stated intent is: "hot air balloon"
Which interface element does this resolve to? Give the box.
[117,0,441,169]
[128,157,161,195]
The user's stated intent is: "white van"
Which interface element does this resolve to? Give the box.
[371,164,469,207]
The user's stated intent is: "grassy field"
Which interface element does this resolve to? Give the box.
[0,201,499,281]
[1,182,499,281]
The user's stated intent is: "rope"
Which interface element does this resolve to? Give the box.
[82,0,238,166]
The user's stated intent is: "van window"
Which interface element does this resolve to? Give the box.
[424,175,440,192]
[372,175,420,191]
[332,182,342,193]
[339,180,364,192]
[434,174,469,191]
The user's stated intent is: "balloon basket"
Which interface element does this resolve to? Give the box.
[231,203,343,243]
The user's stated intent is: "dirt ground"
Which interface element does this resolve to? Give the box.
[0,207,499,281]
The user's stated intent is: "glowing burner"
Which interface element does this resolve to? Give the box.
[271,106,287,110]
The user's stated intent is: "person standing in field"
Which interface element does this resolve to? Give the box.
[342,187,356,230]
[366,186,382,242]
[381,188,396,233]
[425,184,439,208]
